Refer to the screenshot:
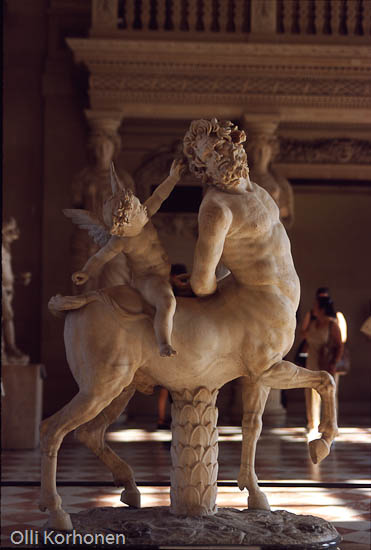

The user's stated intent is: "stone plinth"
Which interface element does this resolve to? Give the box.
[1,363,44,449]
[52,506,340,548]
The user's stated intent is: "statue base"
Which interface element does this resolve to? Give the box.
[43,507,340,548]
[1,363,44,449]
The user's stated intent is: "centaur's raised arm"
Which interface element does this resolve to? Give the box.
[190,202,232,297]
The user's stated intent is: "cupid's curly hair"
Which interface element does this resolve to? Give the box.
[103,188,148,236]
[183,118,246,184]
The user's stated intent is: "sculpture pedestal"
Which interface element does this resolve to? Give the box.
[1,363,44,449]
[170,388,219,516]
[51,507,340,548]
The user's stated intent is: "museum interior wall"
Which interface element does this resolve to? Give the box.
[3,0,371,419]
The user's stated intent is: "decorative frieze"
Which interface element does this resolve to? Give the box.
[277,138,371,164]
[90,74,371,99]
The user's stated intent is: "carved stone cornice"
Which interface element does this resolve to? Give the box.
[67,38,371,121]
[67,39,371,64]
[277,137,371,165]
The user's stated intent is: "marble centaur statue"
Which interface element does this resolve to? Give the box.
[2,218,31,365]
[42,119,338,531]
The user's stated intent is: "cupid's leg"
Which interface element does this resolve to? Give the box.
[261,360,338,464]
[136,276,177,357]
[238,378,270,510]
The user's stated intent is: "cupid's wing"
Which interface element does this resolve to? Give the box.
[63,209,110,247]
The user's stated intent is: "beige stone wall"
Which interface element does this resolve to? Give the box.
[287,185,371,416]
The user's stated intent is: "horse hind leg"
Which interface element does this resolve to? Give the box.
[238,378,270,511]
[40,386,125,530]
[74,384,141,508]
[261,360,338,464]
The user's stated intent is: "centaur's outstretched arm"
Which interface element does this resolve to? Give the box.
[190,201,232,297]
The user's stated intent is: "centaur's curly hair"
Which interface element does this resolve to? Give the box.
[183,118,246,185]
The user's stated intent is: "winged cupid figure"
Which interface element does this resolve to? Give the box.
[64,159,185,357]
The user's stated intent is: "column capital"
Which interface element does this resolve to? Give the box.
[241,114,280,138]
[84,109,124,137]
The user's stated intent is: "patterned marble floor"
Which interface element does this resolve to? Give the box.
[1,417,370,549]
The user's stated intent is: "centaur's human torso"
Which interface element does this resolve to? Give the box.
[138,181,300,389]
[213,181,300,308]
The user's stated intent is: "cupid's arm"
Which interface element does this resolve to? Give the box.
[73,235,130,285]
[144,159,184,217]
[190,203,232,297]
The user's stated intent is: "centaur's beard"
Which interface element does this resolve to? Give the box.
[216,160,249,187]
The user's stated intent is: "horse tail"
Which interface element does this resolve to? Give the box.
[48,289,151,323]
[48,294,85,319]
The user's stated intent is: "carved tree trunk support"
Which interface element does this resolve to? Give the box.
[170,387,219,516]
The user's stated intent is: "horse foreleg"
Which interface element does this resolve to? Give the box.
[40,386,124,530]
[261,360,338,464]
[238,378,270,510]
[74,384,141,508]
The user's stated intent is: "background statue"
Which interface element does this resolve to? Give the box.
[2,218,31,364]
[246,133,294,228]
[71,129,133,290]
[42,119,337,532]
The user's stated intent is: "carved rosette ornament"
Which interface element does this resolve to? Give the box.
[170,387,219,516]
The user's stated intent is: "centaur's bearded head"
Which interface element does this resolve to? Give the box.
[183,118,249,189]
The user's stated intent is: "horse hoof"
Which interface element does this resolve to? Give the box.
[248,491,270,511]
[237,468,249,491]
[309,438,330,465]
[48,509,73,531]
[121,489,141,508]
